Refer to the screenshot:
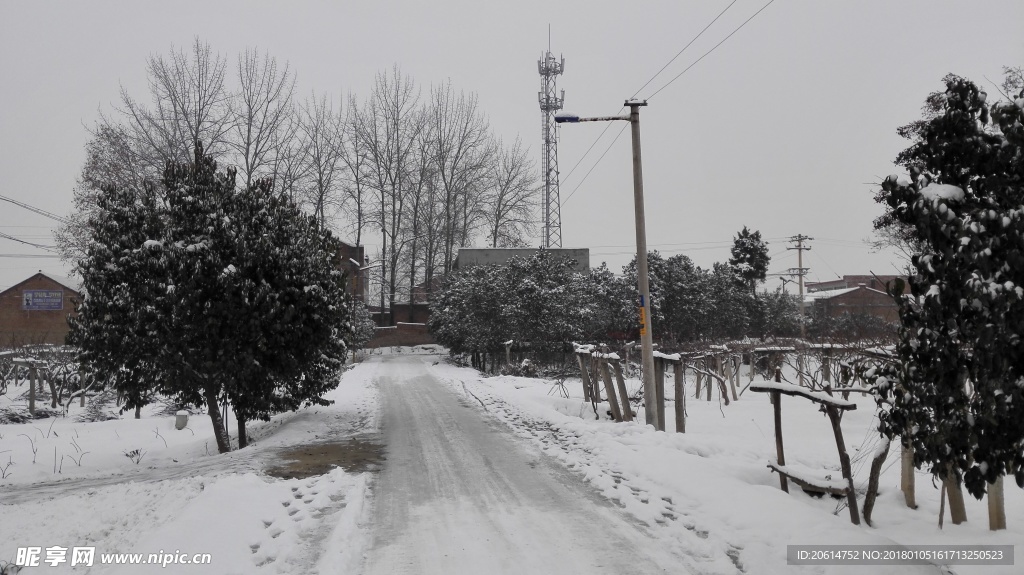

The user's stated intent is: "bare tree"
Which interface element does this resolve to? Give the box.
[340,95,372,246]
[483,137,538,247]
[354,67,423,324]
[230,48,296,189]
[298,93,346,229]
[427,82,494,273]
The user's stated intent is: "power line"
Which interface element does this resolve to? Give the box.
[561,0,742,191]
[647,0,778,101]
[560,122,629,207]
[0,231,57,252]
[0,194,68,223]
[629,0,740,100]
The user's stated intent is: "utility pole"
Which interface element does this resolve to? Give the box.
[627,100,657,430]
[787,235,812,339]
[554,100,657,429]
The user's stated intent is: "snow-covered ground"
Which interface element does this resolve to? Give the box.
[2,346,1020,574]
[431,358,1023,575]
[0,350,387,574]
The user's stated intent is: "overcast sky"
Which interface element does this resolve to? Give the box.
[1,0,1021,293]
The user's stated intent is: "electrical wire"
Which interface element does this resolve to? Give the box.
[0,194,68,223]
[560,123,629,207]
[647,0,778,101]
[630,0,740,100]
[0,231,57,252]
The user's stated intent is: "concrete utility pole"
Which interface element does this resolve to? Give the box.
[555,100,658,429]
[787,235,813,338]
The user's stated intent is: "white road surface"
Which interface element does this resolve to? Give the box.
[362,355,683,575]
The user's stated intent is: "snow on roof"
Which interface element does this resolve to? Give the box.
[803,286,858,302]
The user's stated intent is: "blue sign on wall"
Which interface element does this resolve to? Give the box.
[22,290,64,311]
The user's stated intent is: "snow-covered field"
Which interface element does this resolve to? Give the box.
[2,346,1020,574]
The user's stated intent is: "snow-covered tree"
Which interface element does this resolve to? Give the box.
[72,145,350,453]
[729,226,770,294]
[870,74,1024,499]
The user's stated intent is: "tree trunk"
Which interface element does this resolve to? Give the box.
[862,437,891,527]
[654,358,666,431]
[238,415,248,450]
[135,405,142,419]
[204,386,231,454]
[826,406,860,525]
[987,475,1006,531]
[47,373,59,408]
[901,441,917,509]
[943,467,967,525]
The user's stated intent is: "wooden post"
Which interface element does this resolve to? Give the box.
[825,405,860,525]
[28,364,37,416]
[705,358,712,402]
[599,359,623,422]
[822,352,831,387]
[674,360,685,433]
[590,356,602,401]
[749,351,756,382]
[797,353,806,386]
[901,441,917,509]
[654,357,666,431]
[694,358,703,399]
[46,370,59,409]
[576,354,593,402]
[611,360,633,422]
[988,476,1006,531]
[726,356,738,401]
[772,389,787,493]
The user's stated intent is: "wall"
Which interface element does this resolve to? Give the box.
[365,322,436,348]
[815,286,899,323]
[0,274,80,348]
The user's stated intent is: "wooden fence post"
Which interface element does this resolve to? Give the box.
[654,357,666,431]
[28,363,37,417]
[726,356,738,401]
[611,359,633,422]
[674,360,685,433]
[694,358,704,399]
[772,368,787,493]
[599,359,623,422]
[705,358,712,402]
[576,353,593,402]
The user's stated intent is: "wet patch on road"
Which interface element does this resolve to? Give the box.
[266,437,385,479]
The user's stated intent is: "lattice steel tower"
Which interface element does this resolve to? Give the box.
[538,46,565,248]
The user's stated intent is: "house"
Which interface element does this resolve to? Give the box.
[336,241,368,303]
[805,274,905,293]
[805,284,900,323]
[0,272,81,348]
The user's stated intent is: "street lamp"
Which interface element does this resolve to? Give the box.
[556,100,659,430]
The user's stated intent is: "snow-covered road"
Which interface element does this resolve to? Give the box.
[363,354,680,574]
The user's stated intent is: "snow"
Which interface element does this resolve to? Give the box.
[434,354,1022,575]
[1,358,381,573]
[749,380,858,409]
[3,348,1022,574]
[920,183,965,202]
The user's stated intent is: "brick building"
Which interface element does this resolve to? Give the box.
[805,274,905,293]
[337,241,368,303]
[806,284,899,323]
[0,272,81,348]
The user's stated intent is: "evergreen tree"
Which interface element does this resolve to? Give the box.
[728,226,770,294]
[870,74,1024,497]
[72,145,350,453]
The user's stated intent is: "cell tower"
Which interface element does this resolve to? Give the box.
[538,42,564,248]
